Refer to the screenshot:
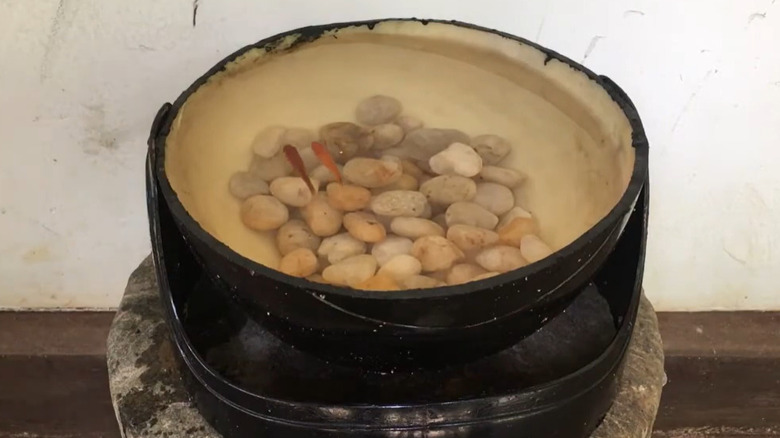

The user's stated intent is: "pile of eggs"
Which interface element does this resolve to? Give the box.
[228,95,553,290]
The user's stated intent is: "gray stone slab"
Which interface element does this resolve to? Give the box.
[108,256,664,437]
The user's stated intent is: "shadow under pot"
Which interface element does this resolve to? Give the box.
[149,18,649,370]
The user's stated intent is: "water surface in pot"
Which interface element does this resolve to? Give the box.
[164,21,635,274]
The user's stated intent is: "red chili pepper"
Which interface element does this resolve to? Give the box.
[282,145,316,194]
[311,141,342,183]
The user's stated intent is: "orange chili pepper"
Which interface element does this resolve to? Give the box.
[311,141,342,183]
[282,145,316,194]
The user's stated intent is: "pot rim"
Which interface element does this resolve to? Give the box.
[152,17,649,301]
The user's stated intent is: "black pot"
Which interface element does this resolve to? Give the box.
[148,18,649,369]
[147,155,649,437]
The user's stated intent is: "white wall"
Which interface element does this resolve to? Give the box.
[1,0,778,310]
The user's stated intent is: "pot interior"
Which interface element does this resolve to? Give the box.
[164,20,635,271]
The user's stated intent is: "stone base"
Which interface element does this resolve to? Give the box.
[107,257,665,437]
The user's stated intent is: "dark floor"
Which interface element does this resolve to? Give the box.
[0,311,779,437]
